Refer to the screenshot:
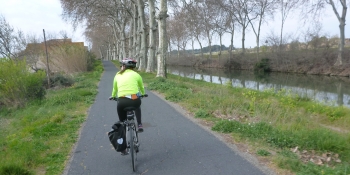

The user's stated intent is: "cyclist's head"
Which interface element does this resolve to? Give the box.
[120,58,137,69]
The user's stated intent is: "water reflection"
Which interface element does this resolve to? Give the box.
[167,66,350,108]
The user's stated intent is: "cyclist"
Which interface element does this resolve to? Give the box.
[109,58,146,135]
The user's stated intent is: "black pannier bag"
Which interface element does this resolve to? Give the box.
[108,122,126,152]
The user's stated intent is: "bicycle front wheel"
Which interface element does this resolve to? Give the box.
[129,127,136,172]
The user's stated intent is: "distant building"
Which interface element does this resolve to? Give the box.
[24,38,87,73]
[25,38,85,52]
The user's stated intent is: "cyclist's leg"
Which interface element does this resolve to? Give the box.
[135,107,141,125]
[135,107,143,132]
[117,99,127,122]
[117,98,130,154]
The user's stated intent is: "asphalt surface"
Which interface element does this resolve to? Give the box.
[63,60,274,175]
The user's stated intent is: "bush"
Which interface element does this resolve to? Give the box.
[25,70,46,100]
[87,51,97,71]
[195,109,211,118]
[0,58,46,108]
[44,73,74,88]
[254,58,271,72]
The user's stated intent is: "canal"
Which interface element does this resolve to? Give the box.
[167,66,350,108]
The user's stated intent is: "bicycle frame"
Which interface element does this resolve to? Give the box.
[124,110,139,172]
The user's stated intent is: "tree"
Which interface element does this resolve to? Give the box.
[198,0,217,60]
[22,33,44,72]
[136,0,147,71]
[60,0,133,61]
[0,15,26,59]
[157,0,168,78]
[278,0,301,50]
[168,13,190,61]
[248,0,277,60]
[211,6,229,60]
[301,0,347,66]
[146,0,157,73]
[188,3,206,59]
[219,0,258,53]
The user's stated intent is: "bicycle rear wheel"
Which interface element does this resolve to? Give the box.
[129,126,136,172]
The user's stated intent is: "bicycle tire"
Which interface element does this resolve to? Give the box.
[135,131,139,153]
[129,125,136,172]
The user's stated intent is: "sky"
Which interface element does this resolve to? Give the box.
[220,5,350,49]
[0,0,85,45]
[0,0,349,49]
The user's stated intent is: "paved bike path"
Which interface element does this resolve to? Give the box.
[63,60,274,175]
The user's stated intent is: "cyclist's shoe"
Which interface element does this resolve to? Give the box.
[138,124,144,133]
[121,149,129,156]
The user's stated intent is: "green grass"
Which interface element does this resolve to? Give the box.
[136,67,350,175]
[0,60,103,175]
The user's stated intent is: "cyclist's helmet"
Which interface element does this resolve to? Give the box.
[120,58,137,68]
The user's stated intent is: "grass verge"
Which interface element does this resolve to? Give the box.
[138,70,350,175]
[0,60,103,175]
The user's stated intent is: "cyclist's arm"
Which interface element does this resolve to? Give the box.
[111,75,118,97]
[137,74,145,95]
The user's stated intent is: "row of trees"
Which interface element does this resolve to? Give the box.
[60,0,168,77]
[167,0,348,65]
[58,0,348,76]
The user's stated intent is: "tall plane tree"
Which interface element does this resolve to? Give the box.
[136,0,147,71]
[146,0,157,73]
[157,0,168,77]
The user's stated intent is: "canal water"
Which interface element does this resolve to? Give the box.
[167,66,350,108]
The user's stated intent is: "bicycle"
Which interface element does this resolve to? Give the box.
[111,94,148,172]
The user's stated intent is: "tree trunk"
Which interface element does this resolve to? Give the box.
[137,0,147,71]
[177,45,180,61]
[330,0,347,66]
[136,16,141,63]
[207,31,212,60]
[280,21,284,53]
[195,37,204,60]
[191,39,195,55]
[219,33,222,60]
[230,30,234,62]
[335,21,345,66]
[241,27,246,53]
[133,4,138,58]
[99,47,104,60]
[121,21,127,60]
[156,0,168,78]
[128,20,133,58]
[146,0,156,73]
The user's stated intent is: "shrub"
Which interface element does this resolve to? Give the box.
[195,109,211,118]
[254,58,271,72]
[25,70,46,100]
[0,58,46,108]
[45,73,74,88]
[87,51,97,71]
